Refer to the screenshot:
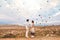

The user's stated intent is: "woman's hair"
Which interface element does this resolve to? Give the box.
[32,20,34,23]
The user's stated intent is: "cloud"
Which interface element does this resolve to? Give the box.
[52,12,60,17]
[0,14,17,21]
[0,0,60,26]
[4,0,59,18]
[45,12,60,25]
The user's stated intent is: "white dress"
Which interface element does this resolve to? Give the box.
[30,27,35,33]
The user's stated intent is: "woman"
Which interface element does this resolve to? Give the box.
[30,20,35,38]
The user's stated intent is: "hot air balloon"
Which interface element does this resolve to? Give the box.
[49,17,51,19]
[17,9,19,11]
[36,22,37,24]
[39,15,41,16]
[45,20,47,23]
[5,0,7,1]
[47,0,49,2]
[40,23,41,24]
[40,8,42,9]
[36,18,38,20]
[40,17,42,19]
[0,5,1,7]
[42,20,43,22]
[59,9,60,10]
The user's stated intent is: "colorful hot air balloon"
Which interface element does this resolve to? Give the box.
[40,17,42,19]
[36,18,38,20]
[59,9,60,10]
[47,0,49,2]
[45,20,47,23]
[39,15,41,16]
[49,17,51,19]
[5,0,7,1]
[36,22,37,24]
[0,5,1,7]
[40,8,42,9]
[40,23,41,24]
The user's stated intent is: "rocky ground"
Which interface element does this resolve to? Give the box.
[0,25,60,40]
[0,37,60,40]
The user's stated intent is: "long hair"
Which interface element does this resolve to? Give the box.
[32,20,34,23]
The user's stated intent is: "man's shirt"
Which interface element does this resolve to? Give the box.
[25,21,32,30]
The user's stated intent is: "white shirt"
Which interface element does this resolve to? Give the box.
[25,21,32,30]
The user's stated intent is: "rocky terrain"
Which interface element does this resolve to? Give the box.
[0,25,60,40]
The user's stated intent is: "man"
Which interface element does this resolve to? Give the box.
[25,19,31,38]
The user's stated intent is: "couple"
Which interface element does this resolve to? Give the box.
[25,19,35,38]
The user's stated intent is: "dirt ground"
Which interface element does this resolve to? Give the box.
[0,25,60,40]
[0,37,60,40]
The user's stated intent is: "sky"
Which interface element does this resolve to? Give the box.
[0,0,60,26]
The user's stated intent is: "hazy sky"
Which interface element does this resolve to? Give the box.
[0,0,60,26]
